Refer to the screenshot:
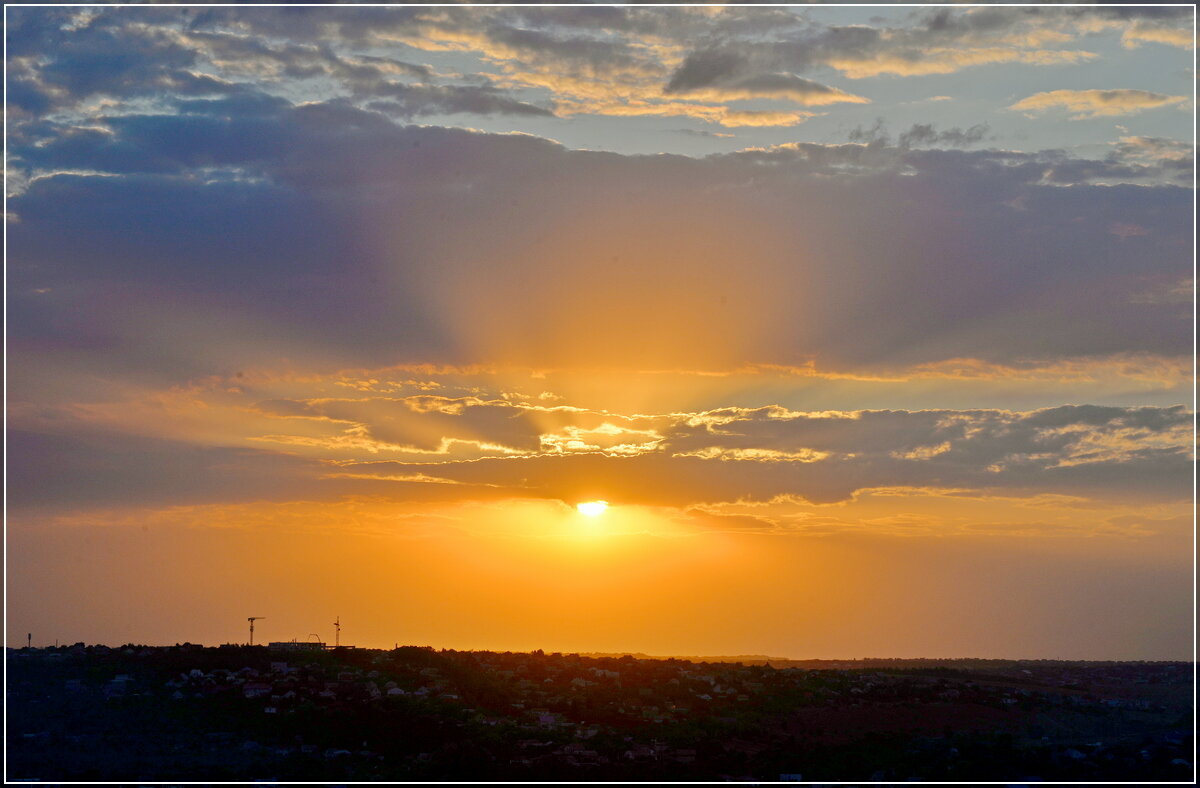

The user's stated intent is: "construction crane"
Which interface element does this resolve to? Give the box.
[333,616,341,648]
[247,616,265,646]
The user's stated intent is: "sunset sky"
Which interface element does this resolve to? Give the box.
[6,4,1194,659]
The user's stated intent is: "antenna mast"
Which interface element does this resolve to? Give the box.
[333,616,341,648]
[247,616,264,645]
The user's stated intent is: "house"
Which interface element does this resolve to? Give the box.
[267,641,327,652]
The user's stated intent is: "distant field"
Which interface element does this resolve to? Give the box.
[6,645,1193,782]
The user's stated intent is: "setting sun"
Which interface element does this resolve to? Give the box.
[576,500,609,517]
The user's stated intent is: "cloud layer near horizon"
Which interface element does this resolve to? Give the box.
[10,393,1192,515]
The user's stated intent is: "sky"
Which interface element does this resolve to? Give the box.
[5,4,1195,659]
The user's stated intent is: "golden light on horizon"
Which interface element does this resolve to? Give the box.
[576,500,609,517]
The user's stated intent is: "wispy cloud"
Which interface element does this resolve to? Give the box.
[1009,88,1189,119]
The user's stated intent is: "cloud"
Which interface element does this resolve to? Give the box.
[656,8,1112,85]
[665,72,869,107]
[8,5,1191,139]
[4,6,553,125]
[253,395,553,455]
[674,128,736,139]
[663,50,867,106]
[1009,89,1189,119]
[338,419,1189,510]
[551,98,816,127]
[1106,135,1193,183]
[827,46,1096,79]
[13,364,1190,516]
[663,48,748,93]
[307,404,1195,508]
[183,29,433,88]
[365,82,555,119]
[247,393,677,462]
[848,120,991,149]
[6,428,328,512]
[1121,22,1196,50]
[6,6,1192,512]
[7,105,1192,388]
[897,123,990,148]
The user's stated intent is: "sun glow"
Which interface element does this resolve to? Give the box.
[576,500,609,517]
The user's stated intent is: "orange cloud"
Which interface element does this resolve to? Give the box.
[673,79,868,107]
[1009,88,1188,119]
[1122,24,1195,50]
[829,47,1095,78]
[554,97,817,127]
